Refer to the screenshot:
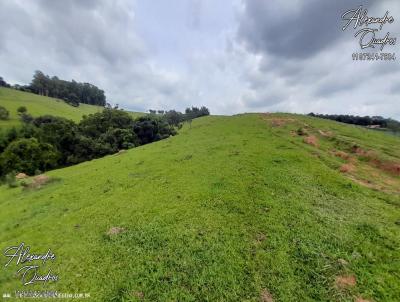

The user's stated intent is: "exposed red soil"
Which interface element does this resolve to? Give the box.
[334,150,350,160]
[335,275,356,289]
[339,164,355,173]
[304,135,319,147]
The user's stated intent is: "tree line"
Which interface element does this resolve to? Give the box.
[0,109,174,177]
[0,105,210,178]
[308,113,400,132]
[1,72,107,107]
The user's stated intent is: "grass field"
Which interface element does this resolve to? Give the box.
[0,113,399,301]
[0,88,142,129]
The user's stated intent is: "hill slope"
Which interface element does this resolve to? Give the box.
[0,87,105,128]
[0,114,399,301]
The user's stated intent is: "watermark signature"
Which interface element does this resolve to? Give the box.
[341,5,396,61]
[3,242,58,286]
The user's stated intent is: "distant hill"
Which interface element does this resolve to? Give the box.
[1,113,399,300]
[0,87,142,129]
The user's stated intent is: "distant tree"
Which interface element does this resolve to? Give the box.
[0,106,10,120]
[157,110,165,115]
[149,109,156,114]
[164,110,184,127]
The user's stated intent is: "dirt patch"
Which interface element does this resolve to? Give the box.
[260,289,274,302]
[261,114,295,127]
[339,164,355,173]
[25,174,52,189]
[107,227,125,236]
[318,129,334,138]
[351,146,378,161]
[16,173,28,179]
[335,275,356,289]
[355,297,373,302]
[304,135,319,147]
[296,128,308,136]
[380,162,400,176]
[334,150,350,161]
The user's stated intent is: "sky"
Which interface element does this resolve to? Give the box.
[0,0,399,119]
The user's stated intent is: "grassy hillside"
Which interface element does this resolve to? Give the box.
[0,87,104,128]
[0,88,142,129]
[0,114,399,301]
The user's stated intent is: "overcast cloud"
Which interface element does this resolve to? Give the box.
[0,0,399,118]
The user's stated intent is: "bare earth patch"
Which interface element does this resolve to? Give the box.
[339,164,355,173]
[333,150,350,161]
[260,289,274,302]
[16,173,28,179]
[26,174,52,189]
[318,129,334,138]
[304,135,319,147]
[356,297,373,302]
[335,275,356,289]
[107,227,125,236]
[260,113,295,127]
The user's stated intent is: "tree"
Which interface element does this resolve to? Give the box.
[0,138,59,175]
[0,106,9,120]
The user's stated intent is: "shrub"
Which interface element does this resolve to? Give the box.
[0,138,59,175]
[0,106,9,120]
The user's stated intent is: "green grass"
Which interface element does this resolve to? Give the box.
[0,113,399,301]
[0,88,143,129]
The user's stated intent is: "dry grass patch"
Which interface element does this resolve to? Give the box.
[107,226,125,236]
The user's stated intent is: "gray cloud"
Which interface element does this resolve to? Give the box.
[236,0,400,119]
[238,0,377,59]
[0,0,399,120]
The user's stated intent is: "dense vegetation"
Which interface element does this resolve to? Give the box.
[0,110,173,177]
[309,112,400,132]
[0,104,209,178]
